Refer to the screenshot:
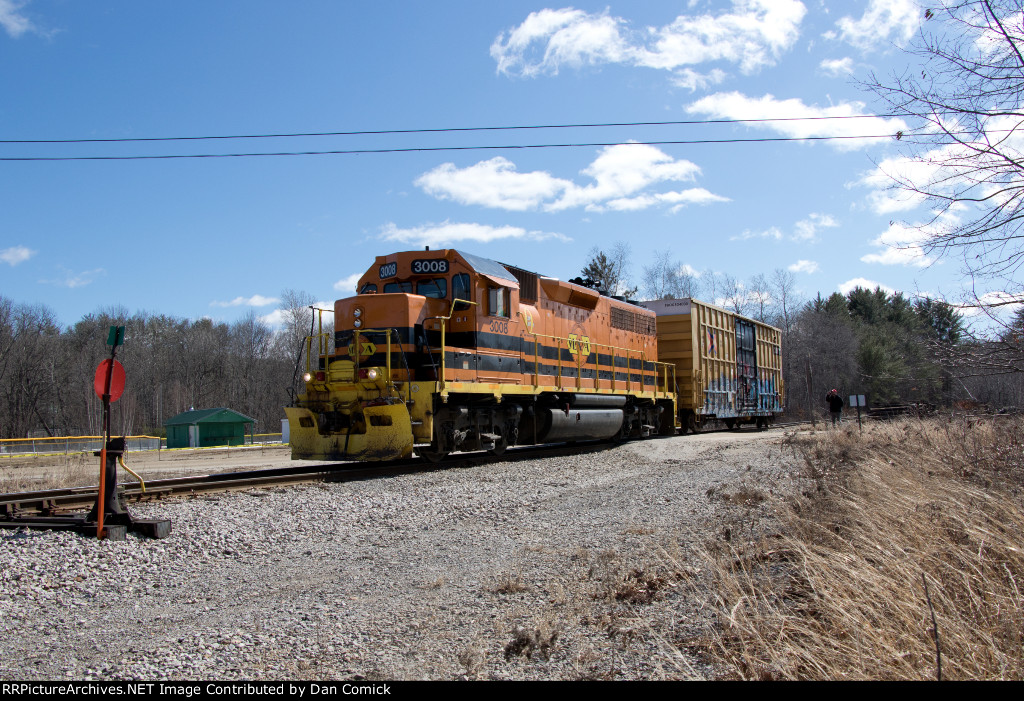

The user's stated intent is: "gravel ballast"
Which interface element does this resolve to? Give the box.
[0,430,802,681]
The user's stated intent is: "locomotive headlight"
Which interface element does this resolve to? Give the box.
[353,308,362,318]
[366,368,378,380]
[302,372,312,382]
[353,319,362,328]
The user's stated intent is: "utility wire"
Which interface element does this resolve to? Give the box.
[0,114,907,145]
[0,133,905,161]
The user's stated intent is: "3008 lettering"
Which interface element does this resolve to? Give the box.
[488,319,509,334]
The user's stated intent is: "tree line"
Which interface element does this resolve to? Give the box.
[3,254,1021,439]
[0,291,324,439]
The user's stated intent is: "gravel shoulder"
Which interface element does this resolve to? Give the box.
[0,429,803,681]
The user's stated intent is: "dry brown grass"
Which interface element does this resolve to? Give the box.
[683,417,1024,680]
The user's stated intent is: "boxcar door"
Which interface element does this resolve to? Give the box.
[735,319,758,411]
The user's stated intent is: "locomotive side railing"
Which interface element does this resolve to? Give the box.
[517,330,674,397]
[424,309,675,397]
[308,299,674,401]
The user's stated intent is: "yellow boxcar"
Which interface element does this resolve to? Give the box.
[641,298,783,432]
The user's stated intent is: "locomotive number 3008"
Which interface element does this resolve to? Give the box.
[412,259,449,274]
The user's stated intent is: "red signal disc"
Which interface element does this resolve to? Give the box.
[94,359,126,402]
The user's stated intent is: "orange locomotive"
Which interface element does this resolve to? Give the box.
[285,249,676,461]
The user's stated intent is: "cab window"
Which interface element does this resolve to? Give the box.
[383,281,414,294]
[488,286,509,318]
[359,283,377,294]
[416,278,447,299]
[452,273,471,310]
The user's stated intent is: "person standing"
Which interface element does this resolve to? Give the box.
[826,389,844,427]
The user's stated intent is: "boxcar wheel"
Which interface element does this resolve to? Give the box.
[725,418,737,430]
[687,413,702,434]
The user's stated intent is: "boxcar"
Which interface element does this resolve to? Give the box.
[640,298,784,432]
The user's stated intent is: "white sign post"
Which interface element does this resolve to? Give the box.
[848,394,866,430]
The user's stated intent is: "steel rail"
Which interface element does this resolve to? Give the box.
[0,441,619,519]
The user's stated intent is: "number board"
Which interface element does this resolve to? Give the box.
[411,259,449,275]
[379,262,398,279]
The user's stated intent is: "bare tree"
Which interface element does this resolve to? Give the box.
[866,1,1024,298]
[770,268,800,335]
[1,303,61,437]
[641,250,702,300]
[276,289,318,400]
[748,273,772,323]
[718,274,749,316]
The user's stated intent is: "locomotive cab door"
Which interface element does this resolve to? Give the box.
[442,270,479,380]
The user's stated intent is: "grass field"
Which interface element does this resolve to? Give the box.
[681,417,1024,680]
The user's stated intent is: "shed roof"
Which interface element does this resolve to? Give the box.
[165,407,255,426]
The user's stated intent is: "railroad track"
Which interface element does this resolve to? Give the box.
[0,441,619,519]
[0,423,806,524]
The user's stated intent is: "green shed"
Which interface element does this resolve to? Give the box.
[164,408,255,449]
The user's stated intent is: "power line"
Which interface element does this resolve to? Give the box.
[0,133,903,161]
[0,114,905,145]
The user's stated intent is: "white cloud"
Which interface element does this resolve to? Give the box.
[0,0,34,38]
[550,144,706,211]
[333,273,362,294]
[416,157,571,211]
[955,291,1024,318]
[788,259,819,273]
[860,221,935,267]
[40,267,105,288]
[418,144,727,214]
[380,221,571,248]
[819,57,854,77]
[605,187,729,212]
[260,309,286,328]
[1,245,35,266]
[975,10,1024,56]
[793,212,839,241]
[834,0,921,50]
[838,277,895,295]
[491,0,807,80]
[210,294,280,308]
[731,226,783,241]
[671,67,728,92]
[687,92,907,150]
[859,114,1024,218]
[858,152,940,214]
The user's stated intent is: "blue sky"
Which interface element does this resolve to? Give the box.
[0,0,989,328]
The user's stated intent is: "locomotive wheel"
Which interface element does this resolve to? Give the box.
[417,447,449,463]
